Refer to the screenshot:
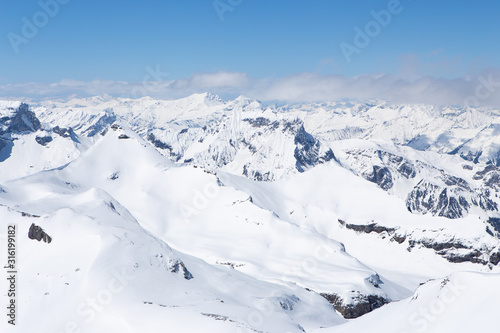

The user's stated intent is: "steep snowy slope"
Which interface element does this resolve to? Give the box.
[0,127,346,333]
[0,102,85,182]
[315,271,500,333]
[0,198,344,333]
[34,94,334,181]
[2,96,500,332]
[217,160,500,285]
[1,122,412,319]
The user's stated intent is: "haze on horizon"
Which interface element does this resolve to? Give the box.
[1,0,499,107]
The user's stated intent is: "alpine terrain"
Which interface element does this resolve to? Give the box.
[1,94,500,333]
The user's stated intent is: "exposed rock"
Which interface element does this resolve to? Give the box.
[243,117,278,128]
[339,219,499,266]
[28,223,52,243]
[147,133,174,151]
[441,250,486,265]
[118,134,130,139]
[391,234,407,244]
[293,123,334,173]
[110,123,123,131]
[473,164,497,180]
[108,172,119,180]
[82,112,116,137]
[406,180,496,219]
[21,211,40,218]
[489,252,500,265]
[338,219,396,234]
[243,165,273,181]
[277,295,300,311]
[4,103,41,133]
[366,274,383,288]
[169,259,193,280]
[365,165,393,190]
[418,239,468,251]
[344,149,415,191]
[487,217,500,233]
[53,126,71,138]
[35,136,53,146]
[320,292,389,319]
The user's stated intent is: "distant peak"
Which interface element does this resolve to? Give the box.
[203,92,223,103]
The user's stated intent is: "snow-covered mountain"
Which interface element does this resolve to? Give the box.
[1,95,500,332]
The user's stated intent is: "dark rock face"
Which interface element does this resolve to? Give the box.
[293,123,335,173]
[487,217,500,233]
[243,117,278,128]
[406,180,497,219]
[169,259,193,280]
[320,292,389,319]
[453,149,482,163]
[346,149,415,192]
[0,103,41,135]
[52,126,80,143]
[28,223,52,243]
[0,137,14,162]
[473,165,500,191]
[344,148,500,220]
[83,112,117,137]
[338,219,396,234]
[490,252,500,265]
[365,166,393,190]
[338,218,500,266]
[5,103,41,133]
[35,136,53,146]
[147,133,174,152]
[118,134,130,139]
[242,165,272,181]
[441,250,485,264]
[397,161,417,179]
[408,238,493,265]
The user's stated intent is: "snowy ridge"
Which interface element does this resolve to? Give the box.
[1,96,500,332]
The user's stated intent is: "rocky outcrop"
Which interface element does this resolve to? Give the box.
[406,180,497,219]
[338,219,500,266]
[168,259,193,280]
[293,122,336,173]
[344,149,417,192]
[365,166,393,190]
[35,136,53,146]
[0,103,41,134]
[243,117,278,129]
[338,219,396,234]
[147,133,177,158]
[28,223,52,243]
[82,111,116,137]
[341,148,500,220]
[320,292,389,319]
[487,217,500,233]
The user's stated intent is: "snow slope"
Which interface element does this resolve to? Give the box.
[1,96,500,332]
[315,271,500,333]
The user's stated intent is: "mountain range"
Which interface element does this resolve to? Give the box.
[1,94,499,332]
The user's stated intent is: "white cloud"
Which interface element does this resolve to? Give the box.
[1,69,500,108]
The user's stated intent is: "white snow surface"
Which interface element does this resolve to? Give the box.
[0,94,499,332]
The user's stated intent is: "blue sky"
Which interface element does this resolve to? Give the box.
[1,0,499,105]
